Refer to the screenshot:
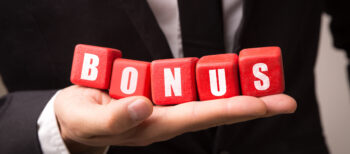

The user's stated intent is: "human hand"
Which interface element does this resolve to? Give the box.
[54,85,296,153]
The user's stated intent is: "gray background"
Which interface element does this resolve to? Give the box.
[0,14,349,153]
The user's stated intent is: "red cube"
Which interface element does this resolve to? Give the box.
[70,44,122,89]
[239,46,285,97]
[151,58,198,105]
[109,58,151,99]
[196,53,240,101]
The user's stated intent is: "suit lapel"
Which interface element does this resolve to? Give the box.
[117,0,173,60]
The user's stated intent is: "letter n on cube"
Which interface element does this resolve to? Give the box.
[151,58,198,105]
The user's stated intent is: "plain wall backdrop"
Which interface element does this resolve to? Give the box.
[0,14,349,153]
[315,14,350,154]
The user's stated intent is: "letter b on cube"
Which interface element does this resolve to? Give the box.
[239,47,285,97]
[151,58,198,105]
[70,44,121,89]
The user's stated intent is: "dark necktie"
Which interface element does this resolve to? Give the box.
[178,0,225,57]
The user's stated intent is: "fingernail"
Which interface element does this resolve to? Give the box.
[128,99,151,121]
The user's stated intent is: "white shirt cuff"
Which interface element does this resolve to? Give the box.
[37,91,110,154]
[37,91,70,154]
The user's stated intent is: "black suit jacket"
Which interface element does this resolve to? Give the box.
[0,0,349,153]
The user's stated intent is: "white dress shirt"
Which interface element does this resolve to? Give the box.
[37,0,243,153]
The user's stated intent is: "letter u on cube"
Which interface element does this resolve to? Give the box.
[70,44,285,105]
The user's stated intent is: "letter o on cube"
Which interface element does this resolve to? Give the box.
[70,44,122,89]
[109,59,151,99]
[239,46,285,97]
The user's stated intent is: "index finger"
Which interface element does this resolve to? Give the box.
[128,94,296,143]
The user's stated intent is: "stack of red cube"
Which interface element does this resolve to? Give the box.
[71,44,285,105]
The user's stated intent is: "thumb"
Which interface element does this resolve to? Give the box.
[97,96,153,135]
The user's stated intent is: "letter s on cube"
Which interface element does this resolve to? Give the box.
[196,53,240,101]
[109,59,151,99]
[239,46,285,97]
[151,57,198,105]
[70,44,122,89]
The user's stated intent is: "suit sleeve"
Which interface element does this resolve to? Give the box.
[0,90,56,154]
[0,2,66,153]
[324,0,350,87]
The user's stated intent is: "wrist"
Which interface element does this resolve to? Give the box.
[57,115,107,154]
[54,90,108,154]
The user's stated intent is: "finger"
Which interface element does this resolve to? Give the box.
[75,96,153,146]
[135,94,296,144]
[101,96,154,134]
[92,95,296,146]
[117,96,269,144]
[156,96,267,131]
[59,94,153,139]
[260,94,297,117]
